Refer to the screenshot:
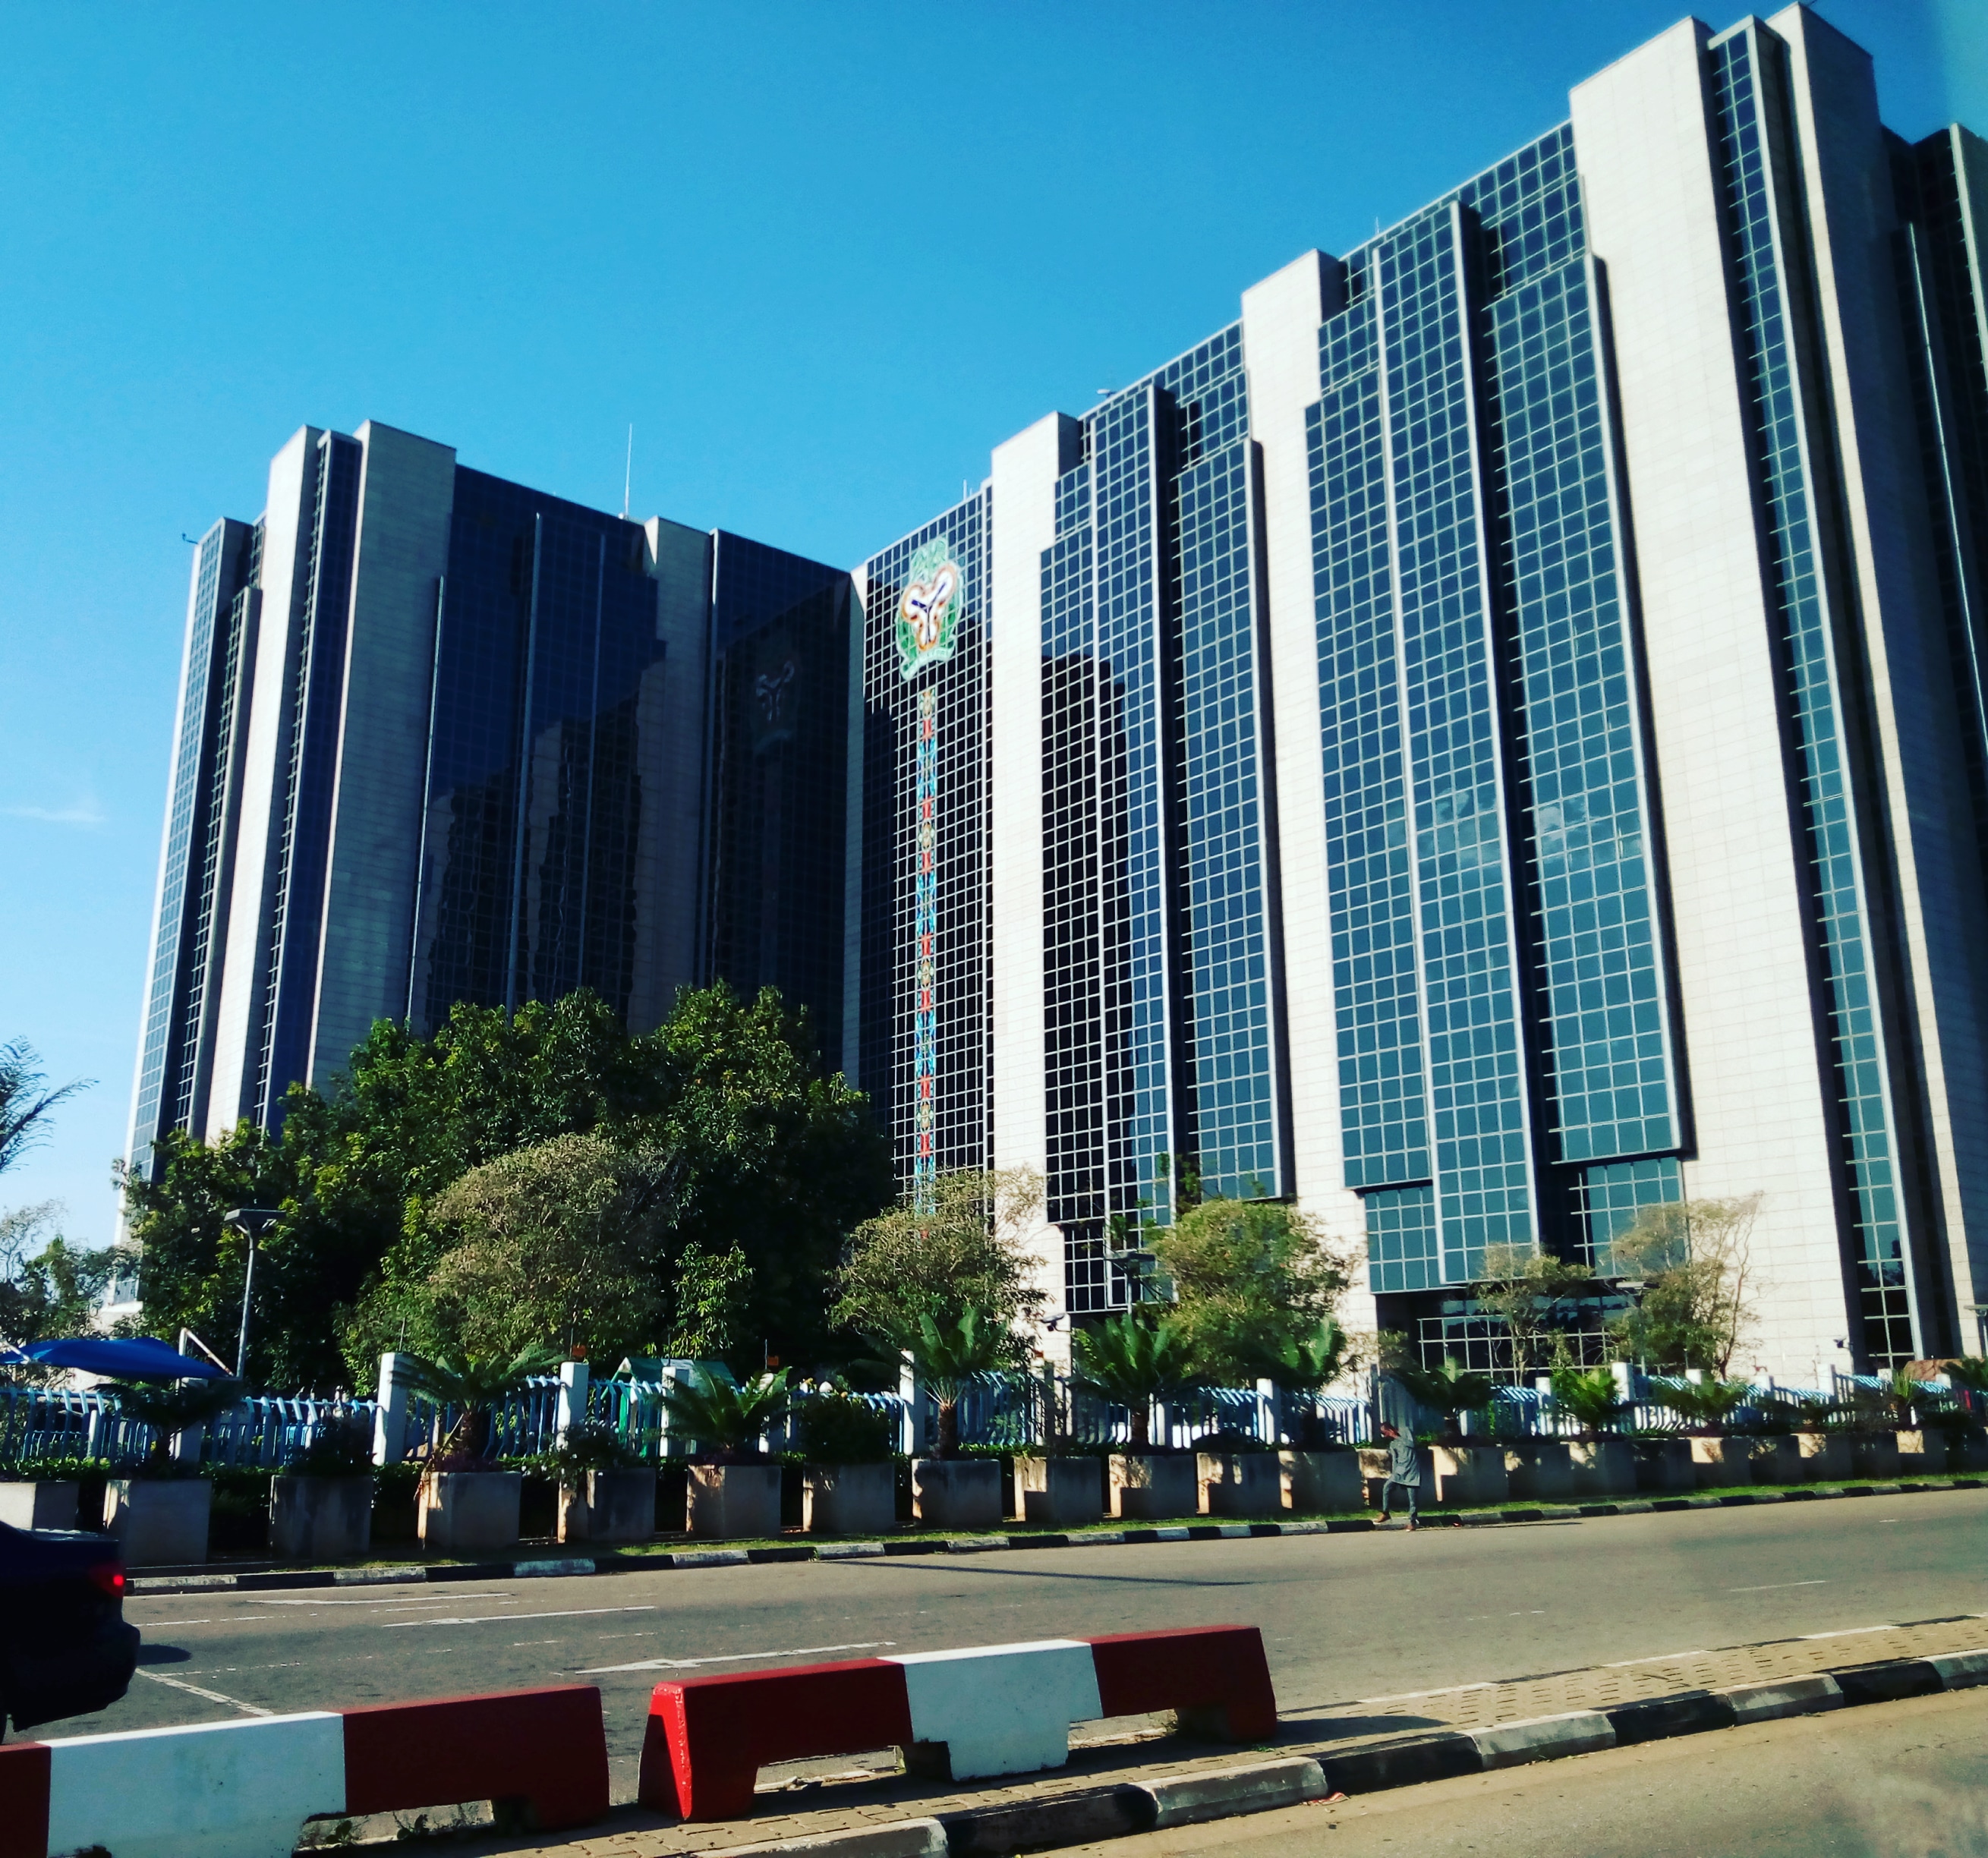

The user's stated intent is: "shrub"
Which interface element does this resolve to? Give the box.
[800,1393,893,1465]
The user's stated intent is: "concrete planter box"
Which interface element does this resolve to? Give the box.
[558,1469,656,1545]
[1690,1436,1748,1488]
[1748,1434,1801,1485]
[1851,1434,1901,1480]
[1631,1438,1695,1493]
[1569,1439,1636,1497]
[417,1470,522,1556]
[104,1478,212,1567]
[0,1480,79,1532]
[270,1475,372,1560]
[1431,1444,1509,1507]
[687,1463,781,1539]
[1357,1446,1433,1508]
[804,1463,897,1535]
[1795,1432,1852,1481]
[1946,1431,1988,1473]
[1198,1452,1284,1519]
[1280,1450,1363,1514]
[1016,1457,1103,1529]
[911,1458,1002,1530]
[1109,1453,1198,1522]
[1893,1431,1934,1478]
[1504,1441,1574,1501]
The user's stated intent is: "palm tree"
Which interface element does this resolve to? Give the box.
[1660,1377,1754,1435]
[656,1365,792,1462]
[395,1344,562,1465]
[106,1378,245,1471]
[1391,1356,1497,1440]
[909,1308,1008,1458]
[1257,1320,1352,1448]
[0,1040,90,1180]
[1070,1313,1196,1451]
[1549,1365,1630,1438]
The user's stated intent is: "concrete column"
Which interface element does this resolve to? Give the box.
[371,1352,409,1467]
[554,1359,591,1448]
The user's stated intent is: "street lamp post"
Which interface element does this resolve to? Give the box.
[222,1207,282,1381]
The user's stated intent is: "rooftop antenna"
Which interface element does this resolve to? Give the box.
[622,424,634,520]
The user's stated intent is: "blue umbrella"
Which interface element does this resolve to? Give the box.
[4,1337,229,1381]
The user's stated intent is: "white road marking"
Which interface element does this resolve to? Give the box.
[581,1639,897,1676]
[1605,1650,1710,1667]
[131,1615,273,1627]
[1352,1680,1495,1705]
[1801,1624,1898,1639]
[386,1603,657,1630]
[1728,1579,1829,1592]
[136,1670,274,1716]
[258,1592,515,1608]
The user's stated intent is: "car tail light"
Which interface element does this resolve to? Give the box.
[88,1560,127,1600]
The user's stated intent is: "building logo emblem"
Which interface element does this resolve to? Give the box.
[896,536,962,682]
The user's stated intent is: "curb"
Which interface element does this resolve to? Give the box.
[692,1643,1988,1857]
[122,1475,1988,1595]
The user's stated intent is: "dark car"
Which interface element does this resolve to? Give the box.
[0,1519,139,1737]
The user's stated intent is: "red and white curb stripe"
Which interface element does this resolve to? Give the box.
[638,1623,1278,1820]
[0,1683,607,1858]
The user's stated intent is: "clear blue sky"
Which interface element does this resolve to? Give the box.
[2,2,1981,1252]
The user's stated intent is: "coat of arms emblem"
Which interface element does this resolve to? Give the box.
[896,536,962,682]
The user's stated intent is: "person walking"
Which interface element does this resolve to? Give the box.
[1377,1422,1421,1531]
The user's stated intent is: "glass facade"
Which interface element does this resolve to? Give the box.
[859,495,993,1193]
[704,537,854,1070]
[1709,24,1916,1367]
[1309,125,1677,1299]
[129,518,261,1173]
[1042,329,1284,1312]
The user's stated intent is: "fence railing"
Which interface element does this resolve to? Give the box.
[0,1385,374,1470]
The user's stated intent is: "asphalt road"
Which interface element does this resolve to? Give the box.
[1107,1686,1988,1857]
[78,1489,1988,1800]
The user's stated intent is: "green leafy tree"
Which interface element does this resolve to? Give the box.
[1258,1318,1355,1448]
[1602,1196,1761,1375]
[1473,1245,1599,1378]
[371,1133,679,1365]
[393,1344,562,1465]
[665,1242,754,1361]
[1391,1356,1498,1438]
[0,1204,131,1365]
[656,1365,792,1462]
[906,1308,1009,1458]
[1146,1198,1352,1386]
[1070,1314,1197,1451]
[1550,1365,1630,1438]
[832,1169,1047,1358]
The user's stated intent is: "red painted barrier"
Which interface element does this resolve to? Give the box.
[636,1627,1280,1822]
[0,1743,50,1858]
[1085,1625,1278,1740]
[639,1657,915,1821]
[342,1684,610,1831]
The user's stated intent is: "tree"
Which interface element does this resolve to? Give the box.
[656,1365,792,1462]
[1147,1198,1351,1386]
[906,1308,1008,1458]
[665,1243,754,1361]
[105,1378,245,1471]
[0,1204,129,1365]
[1260,1319,1356,1447]
[1473,1245,1599,1378]
[393,1134,679,1365]
[1550,1365,1630,1437]
[1070,1314,1197,1450]
[831,1168,1047,1358]
[1391,1356,1498,1438]
[1603,1195,1762,1375]
[392,1345,562,1465]
[1659,1377,1753,1434]
[0,1041,90,1179]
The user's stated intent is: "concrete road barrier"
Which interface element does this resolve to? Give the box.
[638,1624,1279,1821]
[0,1683,607,1858]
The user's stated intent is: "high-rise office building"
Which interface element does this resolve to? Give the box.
[852,6,1988,1380]
[128,421,849,1175]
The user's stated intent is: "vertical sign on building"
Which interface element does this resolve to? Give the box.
[899,535,962,1207]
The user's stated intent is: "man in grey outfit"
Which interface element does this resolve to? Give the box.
[1377,1422,1420,1530]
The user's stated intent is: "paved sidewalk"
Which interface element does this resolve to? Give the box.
[297,1609,1988,1856]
